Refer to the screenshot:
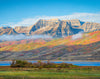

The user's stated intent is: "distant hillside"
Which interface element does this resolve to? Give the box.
[0,31,100,61]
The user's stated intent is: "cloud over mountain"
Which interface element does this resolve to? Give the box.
[72,32,83,40]
[5,13,100,27]
[0,34,52,41]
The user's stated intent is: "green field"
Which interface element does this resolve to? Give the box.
[0,67,100,79]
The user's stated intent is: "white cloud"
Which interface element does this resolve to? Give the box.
[2,13,100,27]
[0,34,52,41]
[72,32,83,40]
[11,18,39,27]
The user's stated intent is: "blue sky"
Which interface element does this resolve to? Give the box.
[0,0,100,27]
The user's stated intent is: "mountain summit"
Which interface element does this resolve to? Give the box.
[0,27,18,35]
[31,19,83,37]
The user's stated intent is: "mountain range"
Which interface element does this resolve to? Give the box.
[0,19,100,38]
[0,19,100,61]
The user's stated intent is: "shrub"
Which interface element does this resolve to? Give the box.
[11,60,33,68]
[10,60,77,68]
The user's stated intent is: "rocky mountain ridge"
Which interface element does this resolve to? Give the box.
[0,19,100,38]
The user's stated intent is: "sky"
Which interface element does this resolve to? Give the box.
[0,0,100,27]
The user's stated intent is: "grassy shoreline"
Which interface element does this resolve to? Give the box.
[0,60,100,79]
[0,66,100,79]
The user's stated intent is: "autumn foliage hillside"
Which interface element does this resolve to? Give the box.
[0,31,100,61]
[0,31,100,52]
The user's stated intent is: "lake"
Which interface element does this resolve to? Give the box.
[0,61,100,66]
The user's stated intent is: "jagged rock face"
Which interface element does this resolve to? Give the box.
[0,27,18,35]
[66,19,82,27]
[80,22,100,32]
[28,19,60,35]
[31,19,83,37]
[14,26,29,34]
[0,19,100,37]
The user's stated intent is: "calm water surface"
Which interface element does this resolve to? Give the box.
[0,61,100,66]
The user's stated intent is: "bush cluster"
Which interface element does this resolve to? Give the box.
[11,60,77,68]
